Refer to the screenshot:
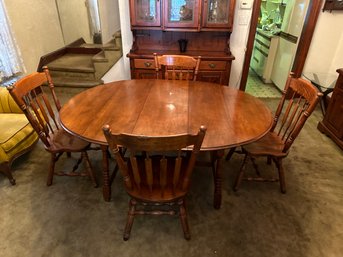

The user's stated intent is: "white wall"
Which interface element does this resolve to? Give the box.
[101,0,132,82]
[56,0,92,44]
[330,34,343,72]
[229,4,253,88]
[98,0,121,44]
[4,0,64,74]
[303,10,343,74]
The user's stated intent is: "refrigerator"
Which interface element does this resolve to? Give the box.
[270,0,310,91]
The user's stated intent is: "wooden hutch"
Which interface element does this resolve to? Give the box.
[127,0,236,85]
[318,68,343,150]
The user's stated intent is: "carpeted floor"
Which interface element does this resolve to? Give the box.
[1,88,342,257]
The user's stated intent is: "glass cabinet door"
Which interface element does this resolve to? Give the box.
[130,0,161,27]
[163,0,200,29]
[202,0,235,29]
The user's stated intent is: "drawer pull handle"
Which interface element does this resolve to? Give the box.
[144,62,152,67]
[209,63,216,68]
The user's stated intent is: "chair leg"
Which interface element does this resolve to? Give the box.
[274,158,286,193]
[82,151,98,188]
[110,164,119,186]
[234,154,249,191]
[225,147,236,161]
[179,199,191,240]
[72,153,83,172]
[47,153,57,186]
[0,162,16,185]
[250,156,261,177]
[123,199,136,241]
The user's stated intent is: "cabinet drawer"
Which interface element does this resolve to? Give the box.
[134,59,155,69]
[255,33,271,48]
[200,61,226,71]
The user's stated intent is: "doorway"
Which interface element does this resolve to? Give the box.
[240,0,323,96]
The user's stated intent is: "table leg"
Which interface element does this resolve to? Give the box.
[212,149,225,209]
[321,88,334,115]
[101,145,111,201]
[311,81,333,116]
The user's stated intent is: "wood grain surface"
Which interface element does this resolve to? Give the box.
[60,79,273,150]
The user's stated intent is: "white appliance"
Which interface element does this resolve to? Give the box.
[250,29,279,83]
[270,0,309,91]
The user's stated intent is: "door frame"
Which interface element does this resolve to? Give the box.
[239,0,324,91]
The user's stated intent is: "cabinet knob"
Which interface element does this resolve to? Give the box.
[209,63,216,69]
[144,62,152,67]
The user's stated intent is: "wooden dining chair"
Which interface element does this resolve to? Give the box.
[8,66,97,187]
[103,125,206,240]
[232,75,322,193]
[154,53,201,81]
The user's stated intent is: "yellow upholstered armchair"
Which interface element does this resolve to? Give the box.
[0,87,38,185]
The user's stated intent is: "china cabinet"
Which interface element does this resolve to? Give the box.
[317,68,343,150]
[163,0,201,29]
[202,0,235,29]
[128,0,236,85]
[129,0,161,27]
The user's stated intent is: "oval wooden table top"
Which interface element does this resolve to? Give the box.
[59,79,273,150]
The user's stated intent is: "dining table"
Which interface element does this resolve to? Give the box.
[59,79,273,209]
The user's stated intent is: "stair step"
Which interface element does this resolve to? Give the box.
[92,51,108,63]
[43,34,122,88]
[47,54,95,73]
[80,43,103,48]
[49,69,96,80]
[52,77,103,88]
[80,42,120,51]
[102,43,120,51]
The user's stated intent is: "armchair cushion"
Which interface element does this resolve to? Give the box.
[0,114,37,154]
[0,87,38,185]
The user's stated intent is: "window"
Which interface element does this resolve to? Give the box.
[0,0,23,85]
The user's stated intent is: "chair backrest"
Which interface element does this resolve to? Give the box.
[154,53,201,81]
[7,66,62,148]
[103,125,206,201]
[271,75,322,153]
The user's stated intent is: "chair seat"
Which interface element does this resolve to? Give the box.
[243,132,288,158]
[232,75,321,193]
[8,67,97,187]
[103,125,206,240]
[47,129,90,152]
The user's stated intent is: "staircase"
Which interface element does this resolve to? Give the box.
[38,31,122,88]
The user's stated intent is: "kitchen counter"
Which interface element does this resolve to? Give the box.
[256,28,280,38]
[250,29,280,83]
